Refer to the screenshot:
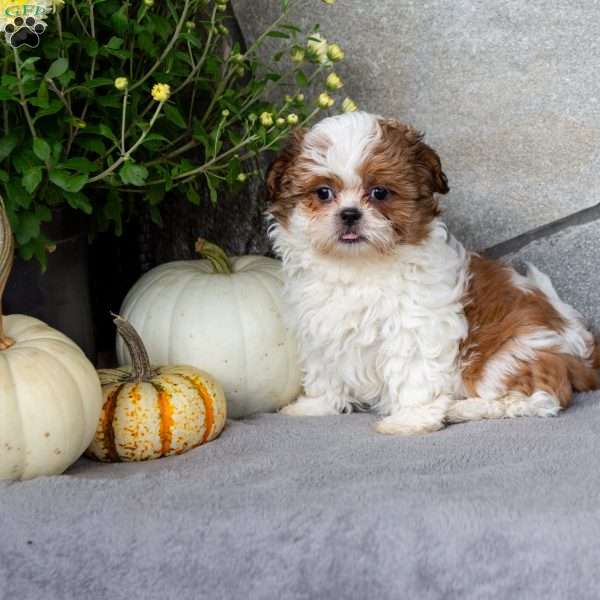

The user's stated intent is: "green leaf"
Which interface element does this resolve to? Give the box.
[82,37,99,57]
[119,162,149,186]
[18,236,49,269]
[81,77,114,89]
[267,31,290,39]
[32,100,64,121]
[280,24,302,33]
[33,138,51,162]
[15,205,51,245]
[205,174,218,206]
[105,36,124,50]
[49,170,88,192]
[163,104,187,129]
[295,70,308,87]
[147,185,165,206]
[22,167,43,194]
[103,190,123,235]
[58,157,98,173]
[12,149,38,174]
[63,191,93,214]
[185,184,201,206]
[0,88,16,101]
[76,137,106,155]
[45,58,69,80]
[0,134,18,161]
[4,179,31,209]
[111,6,129,34]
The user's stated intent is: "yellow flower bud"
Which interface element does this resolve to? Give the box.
[284,95,293,103]
[306,33,329,64]
[144,0,154,6]
[295,93,305,103]
[237,173,247,183]
[326,72,343,90]
[290,47,305,64]
[186,21,196,30]
[322,0,336,3]
[114,77,129,91]
[151,83,171,103]
[221,109,230,118]
[218,24,229,35]
[327,43,344,63]
[276,117,286,127]
[216,2,227,11]
[342,97,358,113]
[317,92,335,109]
[259,112,274,127]
[230,52,245,64]
[286,113,299,126]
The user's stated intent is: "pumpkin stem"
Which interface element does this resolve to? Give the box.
[112,313,152,382]
[194,239,233,274]
[0,196,15,351]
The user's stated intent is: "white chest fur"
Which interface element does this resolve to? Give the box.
[274,220,470,414]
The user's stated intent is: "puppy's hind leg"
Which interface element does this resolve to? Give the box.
[446,392,561,423]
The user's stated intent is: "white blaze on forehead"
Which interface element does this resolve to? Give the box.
[301,111,381,188]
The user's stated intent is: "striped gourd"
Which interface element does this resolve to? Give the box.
[87,316,226,462]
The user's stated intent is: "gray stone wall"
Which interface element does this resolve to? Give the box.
[233,0,600,329]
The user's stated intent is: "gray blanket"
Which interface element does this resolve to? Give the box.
[3,392,600,599]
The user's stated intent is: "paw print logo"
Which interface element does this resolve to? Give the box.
[4,16,47,49]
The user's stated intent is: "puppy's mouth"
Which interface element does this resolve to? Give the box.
[339,230,366,244]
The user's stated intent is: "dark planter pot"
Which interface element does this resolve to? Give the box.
[4,207,96,362]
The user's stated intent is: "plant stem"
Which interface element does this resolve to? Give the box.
[88,100,165,184]
[112,314,152,382]
[71,2,90,36]
[128,0,191,92]
[194,239,233,274]
[145,134,259,186]
[0,196,15,350]
[121,89,128,154]
[172,5,218,95]
[13,48,37,140]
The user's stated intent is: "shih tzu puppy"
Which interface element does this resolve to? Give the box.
[267,111,599,435]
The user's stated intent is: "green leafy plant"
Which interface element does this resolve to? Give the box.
[0,0,356,264]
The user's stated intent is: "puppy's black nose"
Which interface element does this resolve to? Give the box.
[340,208,362,226]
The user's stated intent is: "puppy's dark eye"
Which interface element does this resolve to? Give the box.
[369,187,389,201]
[315,187,334,203]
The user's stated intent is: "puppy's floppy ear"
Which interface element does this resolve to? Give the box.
[378,119,449,196]
[266,128,307,201]
[414,138,449,195]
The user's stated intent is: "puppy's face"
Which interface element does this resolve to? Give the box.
[267,112,449,259]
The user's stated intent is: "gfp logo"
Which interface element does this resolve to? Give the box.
[1,1,51,48]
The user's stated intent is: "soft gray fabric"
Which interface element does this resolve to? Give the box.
[3,393,600,599]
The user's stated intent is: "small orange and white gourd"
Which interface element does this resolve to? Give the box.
[87,315,226,462]
[0,197,102,480]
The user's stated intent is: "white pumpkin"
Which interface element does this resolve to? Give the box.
[0,199,102,480]
[118,240,301,418]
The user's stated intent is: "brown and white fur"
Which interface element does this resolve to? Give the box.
[267,111,599,435]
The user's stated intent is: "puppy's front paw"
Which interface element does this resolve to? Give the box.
[375,408,445,436]
[279,395,340,416]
